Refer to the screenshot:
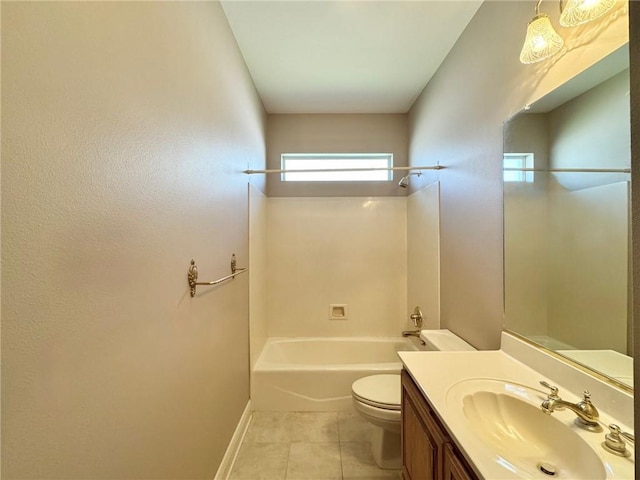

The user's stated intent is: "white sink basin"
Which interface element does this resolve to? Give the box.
[447,379,607,479]
[463,391,606,479]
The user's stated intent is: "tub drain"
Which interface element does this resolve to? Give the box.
[537,462,557,476]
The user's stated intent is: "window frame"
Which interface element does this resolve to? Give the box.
[503,153,534,183]
[280,153,394,182]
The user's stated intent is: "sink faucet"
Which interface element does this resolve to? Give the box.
[539,381,600,430]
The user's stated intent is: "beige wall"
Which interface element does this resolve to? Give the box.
[550,69,630,172]
[504,113,551,169]
[408,0,628,350]
[1,3,265,479]
[407,183,441,330]
[267,114,408,197]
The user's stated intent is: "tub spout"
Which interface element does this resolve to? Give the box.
[402,330,426,346]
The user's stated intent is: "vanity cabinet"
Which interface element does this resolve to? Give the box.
[443,444,474,480]
[401,369,477,480]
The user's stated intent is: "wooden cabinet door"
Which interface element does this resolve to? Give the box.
[401,369,479,480]
[402,391,437,480]
[443,443,475,480]
[401,370,448,480]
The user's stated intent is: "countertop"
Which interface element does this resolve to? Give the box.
[399,349,635,479]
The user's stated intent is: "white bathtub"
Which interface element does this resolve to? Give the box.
[251,337,419,411]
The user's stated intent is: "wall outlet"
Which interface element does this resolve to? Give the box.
[329,304,348,320]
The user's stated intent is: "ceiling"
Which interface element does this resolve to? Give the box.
[221,1,483,114]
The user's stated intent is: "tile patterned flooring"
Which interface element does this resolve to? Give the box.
[229,411,401,480]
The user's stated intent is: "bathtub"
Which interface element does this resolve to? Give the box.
[251,337,420,411]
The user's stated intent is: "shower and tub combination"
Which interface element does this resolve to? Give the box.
[252,306,429,411]
[251,328,476,470]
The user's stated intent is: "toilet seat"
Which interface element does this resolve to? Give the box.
[351,374,401,411]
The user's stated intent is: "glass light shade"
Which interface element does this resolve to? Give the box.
[519,14,564,64]
[559,0,616,26]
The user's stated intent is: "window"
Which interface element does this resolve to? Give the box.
[281,153,393,182]
[503,153,534,182]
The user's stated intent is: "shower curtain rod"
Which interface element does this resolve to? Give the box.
[503,167,630,173]
[243,165,444,175]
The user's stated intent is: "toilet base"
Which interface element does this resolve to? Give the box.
[371,425,401,470]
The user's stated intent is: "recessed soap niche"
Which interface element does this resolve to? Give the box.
[329,304,348,320]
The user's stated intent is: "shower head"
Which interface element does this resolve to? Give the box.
[398,171,421,188]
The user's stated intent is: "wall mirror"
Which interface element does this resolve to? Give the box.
[503,44,632,391]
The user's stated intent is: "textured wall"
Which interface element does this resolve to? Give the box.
[1,3,265,478]
[407,183,441,331]
[267,114,408,197]
[550,70,630,172]
[408,0,629,350]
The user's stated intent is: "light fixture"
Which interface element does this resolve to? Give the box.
[520,1,564,64]
[559,0,616,26]
[519,0,617,65]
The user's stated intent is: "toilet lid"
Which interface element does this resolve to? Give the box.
[352,374,401,411]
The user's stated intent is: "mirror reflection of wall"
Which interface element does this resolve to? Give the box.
[503,46,632,389]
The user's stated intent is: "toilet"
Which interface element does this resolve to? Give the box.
[351,329,475,470]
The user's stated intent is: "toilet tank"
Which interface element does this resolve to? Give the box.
[419,329,476,351]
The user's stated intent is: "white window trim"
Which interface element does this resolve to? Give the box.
[503,153,534,183]
[281,153,394,182]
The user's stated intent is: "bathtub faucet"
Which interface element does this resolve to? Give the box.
[402,330,426,346]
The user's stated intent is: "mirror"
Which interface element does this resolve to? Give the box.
[503,44,632,390]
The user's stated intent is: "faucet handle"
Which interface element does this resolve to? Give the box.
[610,424,635,444]
[409,306,423,328]
[539,380,560,399]
[605,424,634,456]
[621,431,635,444]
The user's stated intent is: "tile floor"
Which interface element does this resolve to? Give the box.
[229,411,401,480]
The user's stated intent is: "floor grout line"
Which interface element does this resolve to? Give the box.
[283,441,291,480]
[336,414,344,480]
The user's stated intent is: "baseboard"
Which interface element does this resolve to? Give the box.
[214,400,252,480]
